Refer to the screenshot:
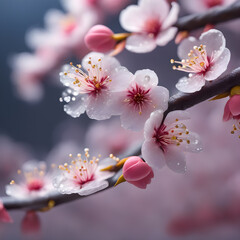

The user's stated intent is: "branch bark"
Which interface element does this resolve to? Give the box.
[2,67,240,211]
[175,1,240,31]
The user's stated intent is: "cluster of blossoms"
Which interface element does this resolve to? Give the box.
[11,0,129,102]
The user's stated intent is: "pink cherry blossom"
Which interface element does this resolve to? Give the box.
[180,0,236,13]
[53,149,114,195]
[61,0,129,16]
[120,0,180,53]
[142,110,202,173]
[123,156,154,189]
[26,9,97,54]
[223,95,240,121]
[85,118,143,158]
[59,52,133,120]
[84,25,116,52]
[171,29,230,93]
[0,201,12,223]
[111,69,169,131]
[5,161,55,199]
[223,94,240,137]
[11,49,62,102]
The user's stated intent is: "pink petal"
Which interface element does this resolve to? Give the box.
[125,34,157,53]
[144,110,163,140]
[139,0,170,21]
[142,139,166,169]
[156,27,177,46]
[165,146,186,173]
[150,86,169,111]
[180,0,207,13]
[178,36,197,59]
[176,74,205,93]
[200,29,226,60]
[129,171,154,189]
[205,48,230,81]
[161,2,180,30]
[21,211,41,234]
[0,202,12,223]
[120,5,148,32]
[134,69,158,87]
[164,110,190,126]
[223,99,232,121]
[229,95,240,116]
[78,180,109,196]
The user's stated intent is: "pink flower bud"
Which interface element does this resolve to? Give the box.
[84,25,116,52]
[0,201,12,223]
[223,95,240,121]
[123,156,154,189]
[21,211,41,234]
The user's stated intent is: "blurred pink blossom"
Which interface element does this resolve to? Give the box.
[0,201,12,223]
[21,211,41,234]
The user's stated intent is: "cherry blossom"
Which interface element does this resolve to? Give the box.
[53,149,114,195]
[5,161,55,199]
[171,29,230,93]
[85,118,143,158]
[26,9,97,54]
[0,201,12,223]
[111,69,169,131]
[142,110,202,173]
[120,0,179,53]
[122,156,154,189]
[59,52,133,120]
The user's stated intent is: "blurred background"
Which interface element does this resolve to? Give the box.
[1,0,240,239]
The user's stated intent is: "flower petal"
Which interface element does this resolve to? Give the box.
[200,29,226,60]
[156,27,177,46]
[119,5,148,32]
[125,34,157,53]
[176,74,205,93]
[229,95,240,116]
[164,110,190,126]
[161,2,180,30]
[165,146,186,173]
[134,69,158,87]
[142,139,165,169]
[205,48,230,81]
[78,180,109,196]
[64,95,86,118]
[150,86,169,112]
[144,110,163,140]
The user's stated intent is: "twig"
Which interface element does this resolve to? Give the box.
[2,67,240,211]
[175,1,240,31]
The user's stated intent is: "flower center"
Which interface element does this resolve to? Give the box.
[171,44,210,75]
[153,119,191,152]
[59,149,99,187]
[205,0,223,8]
[124,83,151,115]
[63,60,112,96]
[230,120,240,138]
[144,18,161,38]
[27,179,44,192]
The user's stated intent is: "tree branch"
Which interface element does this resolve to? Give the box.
[175,1,240,31]
[2,67,240,211]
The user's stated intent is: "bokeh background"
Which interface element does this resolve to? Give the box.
[1,0,240,239]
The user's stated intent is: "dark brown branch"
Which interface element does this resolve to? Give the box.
[175,1,240,31]
[2,67,240,211]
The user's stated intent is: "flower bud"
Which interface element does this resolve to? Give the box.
[123,156,154,189]
[84,25,116,52]
[223,95,240,121]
